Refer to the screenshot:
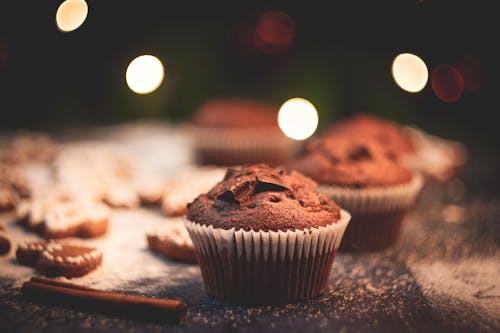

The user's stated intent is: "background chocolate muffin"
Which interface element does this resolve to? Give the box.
[185,164,350,304]
[324,113,417,161]
[290,135,423,251]
[324,113,467,182]
[187,98,298,166]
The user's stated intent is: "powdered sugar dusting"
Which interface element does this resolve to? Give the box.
[1,121,499,332]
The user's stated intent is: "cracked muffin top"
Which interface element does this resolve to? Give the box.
[186,164,341,231]
[290,135,413,187]
[325,113,416,156]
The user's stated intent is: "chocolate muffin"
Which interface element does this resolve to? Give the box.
[187,98,298,166]
[291,135,423,251]
[325,113,416,160]
[185,164,350,304]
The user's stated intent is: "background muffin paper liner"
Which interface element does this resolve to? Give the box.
[186,126,299,165]
[184,210,350,304]
[318,173,424,216]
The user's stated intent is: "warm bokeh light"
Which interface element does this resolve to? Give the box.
[126,55,165,94]
[278,98,318,141]
[431,64,464,103]
[254,11,295,54]
[56,0,88,32]
[392,53,429,93]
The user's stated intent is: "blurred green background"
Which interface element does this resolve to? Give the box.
[0,1,495,151]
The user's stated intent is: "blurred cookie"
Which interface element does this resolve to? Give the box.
[136,180,168,206]
[54,142,141,208]
[0,185,17,211]
[1,132,59,165]
[0,225,12,255]
[55,142,134,192]
[100,185,140,209]
[43,200,110,239]
[161,167,225,217]
[16,240,103,278]
[0,163,31,197]
[147,219,196,264]
[16,195,109,239]
[15,188,74,233]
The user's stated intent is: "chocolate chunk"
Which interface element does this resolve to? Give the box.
[254,176,289,193]
[348,146,372,161]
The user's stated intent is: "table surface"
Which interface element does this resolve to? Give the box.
[1,121,499,333]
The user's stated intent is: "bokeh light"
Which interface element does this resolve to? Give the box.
[56,0,88,32]
[278,98,318,141]
[126,55,165,94]
[431,64,464,103]
[391,53,429,93]
[253,11,295,54]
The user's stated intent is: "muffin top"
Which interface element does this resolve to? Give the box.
[325,113,416,156]
[290,135,413,187]
[186,164,341,231]
[192,98,279,128]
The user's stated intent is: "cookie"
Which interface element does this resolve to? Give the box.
[43,201,110,239]
[1,132,59,165]
[0,163,30,198]
[17,196,110,239]
[15,187,74,232]
[0,185,17,211]
[147,219,197,264]
[161,167,225,217]
[0,225,12,255]
[100,185,140,209]
[136,180,168,206]
[16,240,49,266]
[16,240,103,278]
[55,142,135,194]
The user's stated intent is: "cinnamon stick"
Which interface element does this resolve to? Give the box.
[21,279,187,324]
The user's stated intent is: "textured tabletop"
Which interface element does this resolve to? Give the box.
[1,121,499,333]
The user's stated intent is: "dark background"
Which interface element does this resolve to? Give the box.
[0,1,496,151]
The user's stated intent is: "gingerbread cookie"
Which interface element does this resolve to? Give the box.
[43,200,110,239]
[100,185,140,209]
[1,132,59,165]
[161,167,225,217]
[1,163,30,198]
[16,240,103,278]
[0,225,12,255]
[147,219,196,264]
[16,240,48,266]
[0,185,17,211]
[136,179,168,206]
[17,196,110,239]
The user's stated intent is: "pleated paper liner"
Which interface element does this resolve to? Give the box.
[185,210,350,304]
[186,125,299,166]
[319,173,424,251]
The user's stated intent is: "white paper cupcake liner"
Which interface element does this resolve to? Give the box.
[318,173,424,217]
[184,210,350,303]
